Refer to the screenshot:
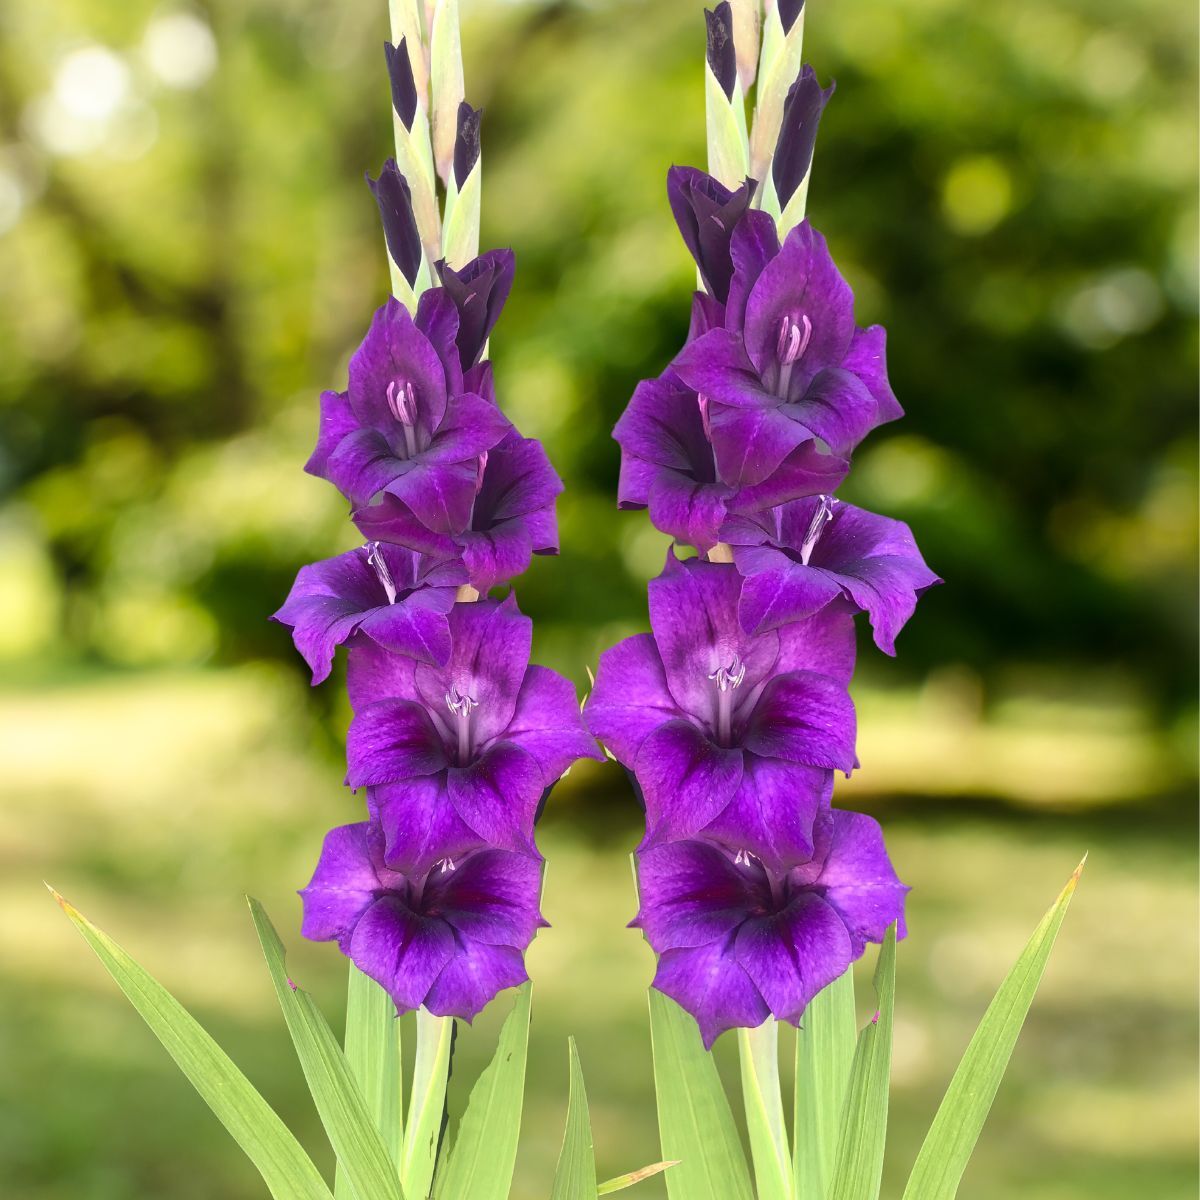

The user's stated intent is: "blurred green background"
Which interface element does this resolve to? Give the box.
[1,0,1196,1197]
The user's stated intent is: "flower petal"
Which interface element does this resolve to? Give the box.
[349,893,456,1012]
[652,936,770,1048]
[427,848,545,947]
[369,776,484,876]
[327,428,407,507]
[742,671,857,774]
[504,665,602,785]
[384,458,479,535]
[423,939,529,1021]
[346,638,421,711]
[446,742,543,855]
[346,698,449,787]
[299,822,382,947]
[305,390,358,480]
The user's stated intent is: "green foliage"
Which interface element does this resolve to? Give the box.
[53,889,333,1200]
[402,1011,454,1200]
[648,989,754,1200]
[248,899,405,1200]
[902,859,1086,1200]
[738,1022,791,1200]
[550,1038,598,1200]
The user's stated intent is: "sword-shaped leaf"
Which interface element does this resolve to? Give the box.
[550,1037,598,1200]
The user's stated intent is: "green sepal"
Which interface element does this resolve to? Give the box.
[428,0,465,185]
[705,64,750,189]
[749,1,805,184]
[441,159,481,269]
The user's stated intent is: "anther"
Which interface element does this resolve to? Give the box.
[365,542,399,604]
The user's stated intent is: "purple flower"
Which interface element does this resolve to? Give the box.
[367,160,423,288]
[615,369,847,553]
[723,496,942,653]
[772,66,835,210]
[436,250,516,371]
[673,219,902,486]
[272,542,466,684]
[355,433,562,591]
[301,821,546,1020]
[345,595,602,874]
[666,168,756,305]
[306,291,512,533]
[584,552,857,870]
[632,809,908,1046]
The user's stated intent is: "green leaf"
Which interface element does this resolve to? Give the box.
[794,969,857,1200]
[827,926,898,1200]
[738,1021,791,1200]
[51,889,332,1200]
[647,989,754,1200]
[248,899,405,1200]
[432,982,532,1200]
[901,859,1085,1200]
[550,1037,598,1200]
[401,1009,454,1200]
[597,1162,679,1194]
[335,965,403,1200]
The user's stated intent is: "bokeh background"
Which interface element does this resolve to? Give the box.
[1,0,1196,1197]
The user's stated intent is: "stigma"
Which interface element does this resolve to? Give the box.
[365,542,399,604]
[445,688,479,719]
[708,654,746,693]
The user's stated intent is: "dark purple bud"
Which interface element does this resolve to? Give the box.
[705,3,737,101]
[384,39,418,131]
[772,66,835,208]
[778,0,806,35]
[436,249,516,369]
[667,166,757,303]
[366,160,423,286]
[453,102,482,190]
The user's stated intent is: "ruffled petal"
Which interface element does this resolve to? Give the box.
[504,665,602,785]
[446,741,543,855]
[652,936,770,1048]
[299,822,382,947]
[423,939,529,1021]
[369,776,484,876]
[583,633,682,766]
[742,671,857,774]
[346,698,449,787]
[349,894,456,1012]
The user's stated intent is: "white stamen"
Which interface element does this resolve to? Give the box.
[707,654,746,693]
[365,542,399,604]
[445,688,478,719]
[386,379,416,425]
[438,856,457,874]
[799,495,837,566]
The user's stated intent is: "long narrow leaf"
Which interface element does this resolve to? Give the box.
[336,965,403,1200]
[597,1162,679,1195]
[432,982,532,1200]
[51,889,333,1200]
[248,899,404,1200]
[738,1021,791,1200]
[794,969,857,1199]
[401,1009,454,1200]
[901,859,1085,1200]
[550,1037,598,1200]
[827,926,898,1200]
[648,989,754,1200]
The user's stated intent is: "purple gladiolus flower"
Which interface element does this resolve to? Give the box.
[367,160,423,288]
[355,433,563,592]
[305,291,512,533]
[301,821,546,1020]
[723,496,942,652]
[633,809,907,1046]
[272,542,466,684]
[436,249,516,370]
[772,66,835,209]
[584,552,857,870]
[673,219,902,486]
[346,595,602,874]
[666,168,756,305]
[615,370,848,553]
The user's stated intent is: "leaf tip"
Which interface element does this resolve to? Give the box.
[46,882,75,916]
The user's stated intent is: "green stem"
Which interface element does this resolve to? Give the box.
[401,1009,454,1199]
[738,1019,792,1200]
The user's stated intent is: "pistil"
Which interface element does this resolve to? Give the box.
[445,688,479,763]
[365,541,399,603]
[775,313,812,397]
[799,495,836,565]
[386,379,419,458]
[708,654,746,745]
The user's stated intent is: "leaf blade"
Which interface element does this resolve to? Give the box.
[248,898,405,1200]
[901,860,1085,1200]
[52,890,333,1200]
[738,1021,791,1200]
[597,1162,680,1195]
[793,969,857,1199]
[827,925,898,1200]
[402,1009,454,1200]
[550,1037,599,1200]
[648,989,754,1200]
[432,982,532,1200]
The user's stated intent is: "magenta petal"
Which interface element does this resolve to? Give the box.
[358,600,454,668]
[305,390,358,480]
[384,458,478,535]
[299,823,381,946]
[726,443,849,514]
[327,428,406,507]
[652,937,770,1048]
[788,367,882,458]
[414,287,464,399]
[672,329,776,410]
[726,209,781,332]
[352,493,461,556]
[446,742,542,854]
[734,892,851,1025]
[742,672,857,774]
[636,720,744,844]
[699,757,833,872]
[427,848,544,947]
[504,665,602,785]
[422,391,513,465]
[346,639,420,711]
[459,523,533,591]
[735,555,845,636]
[634,840,754,951]
[346,698,449,787]
[843,324,903,424]
[816,809,909,956]
[369,777,484,875]
[583,633,683,766]
[774,608,858,684]
[349,894,456,1012]
[424,939,529,1021]
[708,401,814,487]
